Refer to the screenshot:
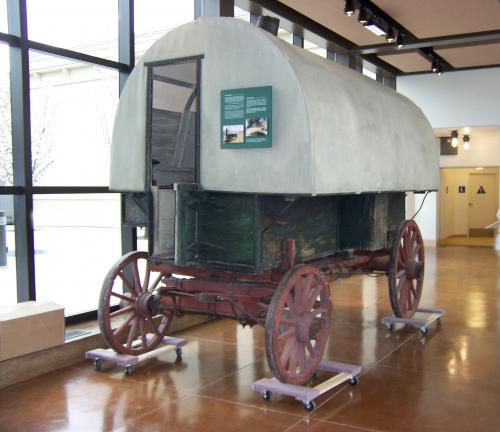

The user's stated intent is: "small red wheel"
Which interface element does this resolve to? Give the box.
[388,220,425,319]
[265,265,331,385]
[98,251,173,355]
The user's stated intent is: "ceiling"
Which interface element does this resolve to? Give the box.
[239,0,500,75]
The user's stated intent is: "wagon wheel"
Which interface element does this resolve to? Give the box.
[388,220,424,319]
[265,265,332,385]
[98,251,173,355]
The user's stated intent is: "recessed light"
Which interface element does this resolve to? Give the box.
[476,167,484,170]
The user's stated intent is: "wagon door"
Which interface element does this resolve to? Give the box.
[146,58,200,187]
[145,58,201,259]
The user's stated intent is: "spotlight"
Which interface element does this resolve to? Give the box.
[344,0,355,16]
[431,57,439,73]
[386,27,395,43]
[363,17,387,36]
[396,33,405,48]
[451,130,459,148]
[463,135,470,150]
[437,63,443,75]
[358,6,368,24]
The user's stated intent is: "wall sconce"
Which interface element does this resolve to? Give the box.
[451,130,459,148]
[463,134,470,151]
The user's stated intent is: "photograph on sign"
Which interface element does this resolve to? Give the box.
[223,125,244,144]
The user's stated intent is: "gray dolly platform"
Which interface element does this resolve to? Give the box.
[86,336,187,375]
[252,360,362,412]
[382,307,445,335]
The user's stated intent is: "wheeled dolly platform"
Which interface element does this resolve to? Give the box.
[86,336,187,375]
[382,307,445,335]
[252,360,362,412]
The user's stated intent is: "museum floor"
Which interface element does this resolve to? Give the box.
[0,245,499,432]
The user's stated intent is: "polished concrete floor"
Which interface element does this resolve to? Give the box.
[0,246,499,431]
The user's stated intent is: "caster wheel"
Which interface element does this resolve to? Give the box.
[124,365,133,376]
[176,347,183,358]
[349,376,358,385]
[261,390,272,402]
[94,359,102,372]
[385,323,393,332]
[312,371,320,379]
[304,401,316,412]
[420,327,428,336]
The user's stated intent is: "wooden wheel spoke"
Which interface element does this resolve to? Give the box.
[126,319,138,349]
[306,285,321,310]
[145,313,160,336]
[279,318,296,326]
[148,272,164,293]
[117,272,136,296]
[312,307,328,315]
[278,326,296,343]
[305,340,315,355]
[396,269,406,278]
[109,305,134,318]
[110,291,135,303]
[396,275,406,296]
[410,244,421,261]
[398,244,407,263]
[297,342,306,372]
[287,342,298,374]
[139,320,147,348]
[280,338,295,367]
[286,294,298,318]
[113,313,135,337]
[142,263,151,292]
[302,274,314,306]
[131,260,142,294]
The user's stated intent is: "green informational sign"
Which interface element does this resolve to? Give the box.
[221,86,272,149]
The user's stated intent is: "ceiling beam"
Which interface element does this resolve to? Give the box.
[353,30,500,55]
[237,0,355,53]
[358,0,454,71]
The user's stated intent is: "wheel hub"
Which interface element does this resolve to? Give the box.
[135,292,155,318]
[296,312,316,342]
[405,260,423,280]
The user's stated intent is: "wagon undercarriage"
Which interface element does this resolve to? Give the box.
[98,219,424,385]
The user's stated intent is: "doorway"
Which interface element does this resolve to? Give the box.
[468,172,498,236]
[438,167,499,247]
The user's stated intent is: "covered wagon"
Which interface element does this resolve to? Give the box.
[98,17,439,386]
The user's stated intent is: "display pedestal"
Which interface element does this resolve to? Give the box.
[382,308,445,335]
[252,360,362,412]
[86,336,187,375]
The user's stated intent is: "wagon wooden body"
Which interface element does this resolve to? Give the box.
[98,18,439,385]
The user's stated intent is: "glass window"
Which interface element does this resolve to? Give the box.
[234,6,250,22]
[0,195,16,307]
[0,1,7,33]
[26,0,118,61]
[363,67,377,80]
[278,28,293,44]
[0,44,11,187]
[29,52,118,186]
[304,39,327,58]
[33,194,121,316]
[134,0,194,61]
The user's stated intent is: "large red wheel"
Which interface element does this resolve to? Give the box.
[265,265,332,385]
[388,220,424,319]
[98,251,173,355]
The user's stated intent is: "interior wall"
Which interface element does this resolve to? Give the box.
[397,68,500,242]
[439,167,499,239]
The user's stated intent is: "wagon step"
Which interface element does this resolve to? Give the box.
[85,336,187,375]
[252,360,362,412]
[382,307,445,336]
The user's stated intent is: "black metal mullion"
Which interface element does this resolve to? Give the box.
[8,0,36,302]
[118,0,137,255]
